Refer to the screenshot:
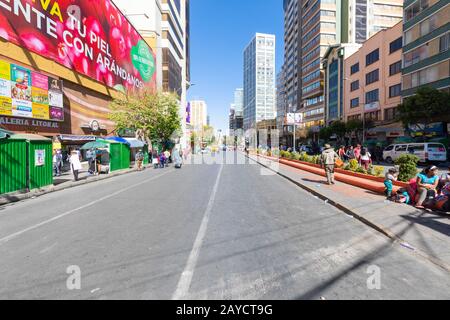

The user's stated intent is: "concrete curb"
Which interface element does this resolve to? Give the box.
[0,166,149,207]
[250,154,450,274]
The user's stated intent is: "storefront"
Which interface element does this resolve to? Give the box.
[367,122,406,145]
[0,0,157,146]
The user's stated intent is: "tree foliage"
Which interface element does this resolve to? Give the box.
[109,91,182,146]
[397,87,450,130]
[319,119,375,145]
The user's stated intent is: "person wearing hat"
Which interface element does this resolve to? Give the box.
[136,149,144,171]
[320,144,340,185]
[416,165,439,208]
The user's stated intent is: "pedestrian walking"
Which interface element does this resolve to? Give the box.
[338,146,346,161]
[86,148,95,175]
[346,146,355,160]
[69,150,82,182]
[354,145,362,163]
[136,149,144,171]
[360,147,372,171]
[164,149,171,164]
[159,152,166,168]
[320,144,340,185]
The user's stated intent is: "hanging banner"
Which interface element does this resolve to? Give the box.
[0,0,157,93]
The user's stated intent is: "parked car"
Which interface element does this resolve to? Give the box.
[383,143,447,164]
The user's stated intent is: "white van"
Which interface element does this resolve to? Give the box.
[383,143,447,164]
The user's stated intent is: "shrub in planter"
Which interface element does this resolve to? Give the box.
[312,155,320,165]
[372,166,385,177]
[395,154,419,182]
[348,159,359,172]
[355,166,367,175]
[293,152,302,161]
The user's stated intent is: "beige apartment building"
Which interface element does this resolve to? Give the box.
[344,22,405,142]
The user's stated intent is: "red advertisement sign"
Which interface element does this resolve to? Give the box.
[0,0,157,93]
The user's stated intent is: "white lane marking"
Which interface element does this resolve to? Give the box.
[172,164,224,300]
[0,170,174,246]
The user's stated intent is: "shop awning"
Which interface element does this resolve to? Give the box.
[368,122,404,133]
[124,138,146,148]
[58,135,97,142]
[104,137,130,145]
[9,133,51,142]
[0,129,11,139]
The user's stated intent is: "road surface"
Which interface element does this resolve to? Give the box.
[0,153,449,299]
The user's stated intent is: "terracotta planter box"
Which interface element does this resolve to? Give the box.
[254,154,409,194]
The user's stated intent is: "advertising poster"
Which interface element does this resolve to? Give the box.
[35,150,45,167]
[11,64,32,101]
[49,107,64,121]
[0,60,64,121]
[32,73,49,90]
[0,60,10,79]
[0,96,12,116]
[12,101,33,118]
[0,0,157,93]
[0,61,11,100]
[48,77,64,109]
[32,87,49,105]
[0,78,11,98]
[32,103,50,120]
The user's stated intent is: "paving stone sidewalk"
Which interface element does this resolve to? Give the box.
[251,154,450,272]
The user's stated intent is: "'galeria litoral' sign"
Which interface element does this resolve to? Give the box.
[0,0,156,93]
[0,60,64,121]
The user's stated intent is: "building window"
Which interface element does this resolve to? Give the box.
[405,0,429,22]
[366,89,379,104]
[366,69,379,85]
[390,37,403,54]
[350,97,360,108]
[389,84,402,98]
[389,61,402,76]
[350,80,359,91]
[440,33,450,53]
[365,111,381,121]
[384,107,399,121]
[366,49,379,66]
[351,63,359,75]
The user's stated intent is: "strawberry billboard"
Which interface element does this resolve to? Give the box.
[0,0,157,93]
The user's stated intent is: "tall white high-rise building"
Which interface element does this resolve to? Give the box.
[234,88,244,117]
[243,33,276,131]
[190,100,208,130]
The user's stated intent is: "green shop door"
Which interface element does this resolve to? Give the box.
[0,138,27,195]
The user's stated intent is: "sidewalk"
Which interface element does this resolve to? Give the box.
[250,154,450,272]
[0,165,145,206]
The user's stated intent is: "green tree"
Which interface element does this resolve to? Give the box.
[345,119,375,145]
[397,87,450,134]
[110,91,182,147]
[329,121,347,145]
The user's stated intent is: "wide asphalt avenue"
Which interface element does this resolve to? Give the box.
[0,152,449,299]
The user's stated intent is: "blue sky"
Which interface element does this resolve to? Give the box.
[187,0,284,133]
